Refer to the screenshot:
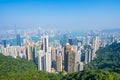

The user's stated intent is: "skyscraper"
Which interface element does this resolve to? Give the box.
[16,34,21,46]
[84,45,93,64]
[85,36,91,45]
[0,45,2,53]
[76,49,81,62]
[56,50,62,72]
[51,47,56,68]
[68,38,74,46]
[43,36,49,52]
[110,35,115,44]
[25,39,35,60]
[64,43,76,73]
[92,36,100,59]
[45,47,51,72]
[62,34,67,46]
[92,36,100,52]
[38,36,51,72]
[38,50,46,71]
[26,45,31,60]
[38,49,51,72]
[2,39,6,48]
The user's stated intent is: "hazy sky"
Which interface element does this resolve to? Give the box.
[0,0,120,31]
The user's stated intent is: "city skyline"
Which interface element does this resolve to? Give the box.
[0,0,120,31]
[1,0,120,79]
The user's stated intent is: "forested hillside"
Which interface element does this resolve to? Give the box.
[0,54,61,80]
[62,70,120,80]
[85,42,120,73]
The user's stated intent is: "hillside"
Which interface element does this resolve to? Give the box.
[62,70,120,80]
[0,54,61,80]
[85,42,120,73]
[0,54,35,79]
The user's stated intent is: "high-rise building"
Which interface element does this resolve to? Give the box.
[38,36,51,72]
[26,45,31,60]
[92,36,100,52]
[52,40,61,48]
[33,45,39,63]
[56,52,62,72]
[38,50,46,71]
[68,38,77,46]
[37,27,41,37]
[2,39,6,48]
[68,38,74,46]
[85,36,91,45]
[84,45,93,64]
[76,62,84,71]
[110,35,115,43]
[0,45,3,53]
[76,49,81,62]
[64,43,71,72]
[51,47,56,68]
[62,34,67,46]
[84,50,88,64]
[64,43,76,73]
[1,46,22,58]
[43,36,49,52]
[16,34,21,46]
[61,47,64,61]
[25,40,35,60]
[92,36,100,58]
[45,47,51,72]
[38,49,51,72]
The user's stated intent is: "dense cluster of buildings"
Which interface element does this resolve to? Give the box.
[0,30,118,73]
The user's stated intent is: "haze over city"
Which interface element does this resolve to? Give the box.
[0,0,120,31]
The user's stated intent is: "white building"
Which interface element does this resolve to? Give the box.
[76,62,84,71]
[38,50,46,71]
[43,36,49,52]
[45,47,51,72]
[38,47,51,72]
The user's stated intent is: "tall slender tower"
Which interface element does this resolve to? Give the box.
[56,50,62,72]
[16,34,21,46]
[51,47,56,68]
[43,36,49,52]
[38,50,46,71]
[64,43,76,73]
[92,36,100,59]
[45,47,51,72]
[2,39,6,48]
[15,26,21,46]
